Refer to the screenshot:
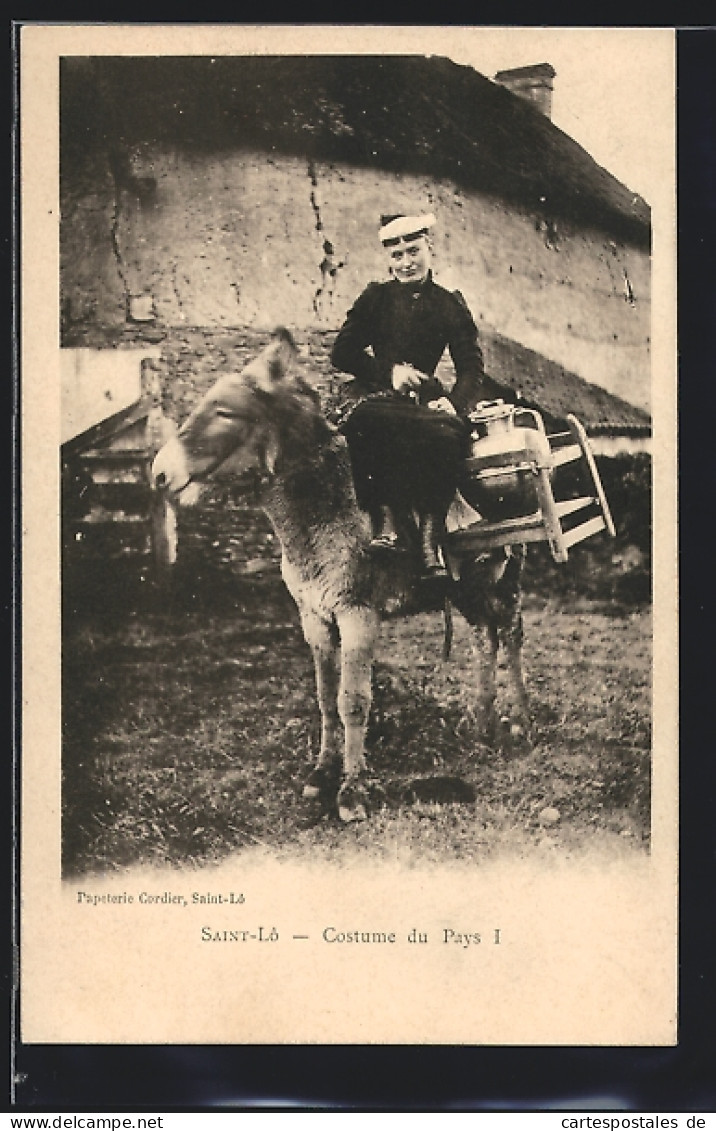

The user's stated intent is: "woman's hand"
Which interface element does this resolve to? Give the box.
[427,397,457,415]
[391,363,425,394]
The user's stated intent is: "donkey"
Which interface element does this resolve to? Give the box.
[152,328,530,823]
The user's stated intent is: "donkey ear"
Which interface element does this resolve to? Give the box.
[262,427,281,476]
[244,328,298,393]
[267,327,298,383]
[268,356,285,383]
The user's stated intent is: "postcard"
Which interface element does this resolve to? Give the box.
[20,24,677,1046]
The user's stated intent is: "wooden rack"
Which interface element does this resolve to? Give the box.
[446,414,616,563]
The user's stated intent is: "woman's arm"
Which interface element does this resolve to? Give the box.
[331,284,383,391]
[446,290,487,414]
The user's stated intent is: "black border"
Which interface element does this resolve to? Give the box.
[10,23,716,1114]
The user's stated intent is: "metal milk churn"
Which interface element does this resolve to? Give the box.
[460,400,552,521]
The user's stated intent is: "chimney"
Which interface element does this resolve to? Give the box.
[493,63,556,119]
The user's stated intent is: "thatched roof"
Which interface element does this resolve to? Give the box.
[62,54,650,247]
[478,326,651,431]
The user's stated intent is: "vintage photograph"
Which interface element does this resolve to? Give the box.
[21,25,677,1047]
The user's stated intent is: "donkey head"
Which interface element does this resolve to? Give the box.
[152,328,312,501]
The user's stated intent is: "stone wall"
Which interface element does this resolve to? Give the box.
[61,146,651,413]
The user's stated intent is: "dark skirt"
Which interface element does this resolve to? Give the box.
[340,396,468,513]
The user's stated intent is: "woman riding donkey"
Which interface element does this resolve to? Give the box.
[332,210,495,581]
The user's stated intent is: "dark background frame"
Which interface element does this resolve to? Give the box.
[10,23,715,1114]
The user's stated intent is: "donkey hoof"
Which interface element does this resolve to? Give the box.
[302,764,341,803]
[338,804,368,824]
[499,716,532,752]
[337,778,370,824]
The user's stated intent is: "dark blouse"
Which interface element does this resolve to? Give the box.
[331,273,487,415]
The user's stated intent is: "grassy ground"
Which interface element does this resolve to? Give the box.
[62,504,651,876]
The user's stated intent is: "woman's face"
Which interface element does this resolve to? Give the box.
[386,235,432,284]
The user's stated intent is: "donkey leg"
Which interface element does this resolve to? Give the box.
[298,611,343,803]
[453,548,531,747]
[335,608,378,823]
[494,547,531,744]
[469,621,501,745]
[498,606,531,744]
[451,556,501,743]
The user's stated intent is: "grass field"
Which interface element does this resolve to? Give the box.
[62,502,651,876]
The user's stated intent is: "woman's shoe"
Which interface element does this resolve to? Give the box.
[368,506,408,554]
[368,532,407,555]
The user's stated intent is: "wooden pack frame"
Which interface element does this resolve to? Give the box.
[447,414,617,563]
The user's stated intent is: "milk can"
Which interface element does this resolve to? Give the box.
[459,400,552,521]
